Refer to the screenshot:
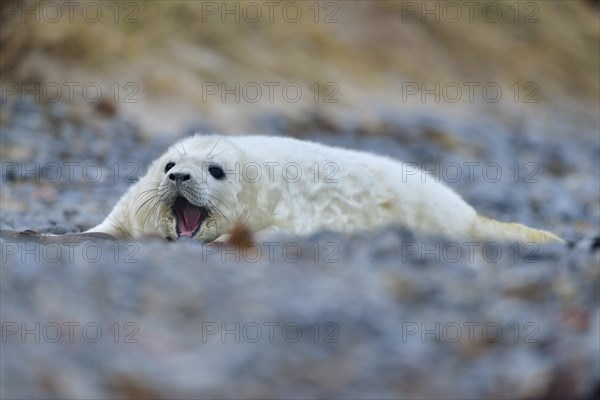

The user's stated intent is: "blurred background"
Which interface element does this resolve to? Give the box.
[1,1,599,399]
[1,0,598,135]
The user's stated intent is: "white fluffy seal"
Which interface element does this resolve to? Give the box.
[89,134,562,243]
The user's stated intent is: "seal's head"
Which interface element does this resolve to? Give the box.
[134,135,244,242]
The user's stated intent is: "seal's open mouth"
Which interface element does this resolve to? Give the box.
[172,196,207,237]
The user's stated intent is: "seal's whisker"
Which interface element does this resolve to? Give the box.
[148,200,164,231]
[206,138,222,159]
[204,193,230,224]
[210,149,230,159]
[138,189,159,201]
[139,188,157,196]
[169,145,183,157]
[203,189,231,214]
[105,214,132,240]
[141,201,158,231]
[137,182,161,199]
[202,196,229,238]
[135,193,160,219]
[143,196,162,231]
[139,181,160,188]
[206,217,222,239]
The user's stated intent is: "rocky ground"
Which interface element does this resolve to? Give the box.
[1,99,599,399]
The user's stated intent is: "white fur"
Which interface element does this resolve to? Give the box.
[90,134,561,243]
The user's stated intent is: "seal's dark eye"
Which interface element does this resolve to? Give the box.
[208,165,225,180]
[164,162,175,173]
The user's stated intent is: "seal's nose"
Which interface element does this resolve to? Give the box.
[168,172,191,183]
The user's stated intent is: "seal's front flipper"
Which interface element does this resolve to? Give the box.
[87,217,131,240]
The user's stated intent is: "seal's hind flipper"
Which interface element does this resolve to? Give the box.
[470,215,564,244]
